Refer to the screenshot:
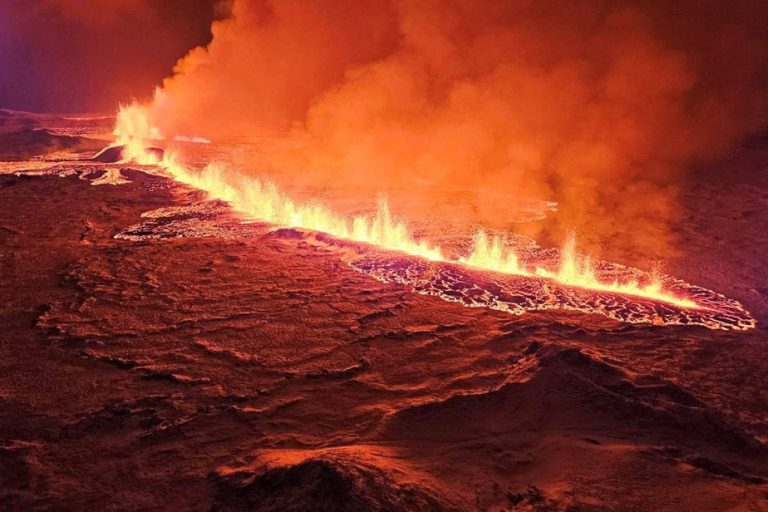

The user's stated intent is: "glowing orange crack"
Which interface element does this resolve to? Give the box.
[114,103,698,310]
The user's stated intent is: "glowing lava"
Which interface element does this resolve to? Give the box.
[114,103,698,310]
[535,234,697,309]
[113,103,164,165]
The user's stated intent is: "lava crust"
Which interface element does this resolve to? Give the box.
[1,110,767,511]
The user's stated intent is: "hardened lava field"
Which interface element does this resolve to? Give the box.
[1,110,768,511]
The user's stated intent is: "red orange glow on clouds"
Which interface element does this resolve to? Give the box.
[4,0,768,263]
[145,0,768,260]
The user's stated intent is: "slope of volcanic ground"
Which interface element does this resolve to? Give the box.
[1,113,768,510]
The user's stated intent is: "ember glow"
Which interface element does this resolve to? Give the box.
[115,103,700,310]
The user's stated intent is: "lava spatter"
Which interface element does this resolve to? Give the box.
[116,194,756,331]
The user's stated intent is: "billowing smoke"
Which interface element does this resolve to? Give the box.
[147,0,767,259]
[0,0,218,113]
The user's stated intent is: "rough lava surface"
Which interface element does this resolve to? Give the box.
[1,111,768,511]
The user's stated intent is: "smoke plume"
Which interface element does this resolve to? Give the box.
[147,0,768,258]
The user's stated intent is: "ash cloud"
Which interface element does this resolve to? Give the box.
[68,1,768,257]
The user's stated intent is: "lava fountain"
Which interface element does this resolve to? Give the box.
[112,103,754,330]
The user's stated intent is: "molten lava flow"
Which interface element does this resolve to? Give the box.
[460,230,525,275]
[535,234,697,309]
[114,103,699,310]
[166,156,444,262]
[458,230,696,308]
[114,103,164,165]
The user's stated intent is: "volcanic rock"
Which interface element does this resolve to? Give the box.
[211,456,449,512]
[0,128,103,160]
[92,144,164,163]
[1,109,768,510]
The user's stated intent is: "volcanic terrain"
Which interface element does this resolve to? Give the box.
[1,110,768,511]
